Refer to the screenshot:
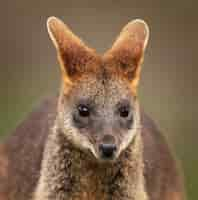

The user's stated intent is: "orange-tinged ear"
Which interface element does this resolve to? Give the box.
[105,19,149,91]
[47,16,97,84]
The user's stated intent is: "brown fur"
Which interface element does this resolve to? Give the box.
[0,145,8,179]
[0,17,185,200]
[0,99,184,200]
[0,98,57,200]
[34,123,146,200]
[47,17,147,96]
[0,145,8,200]
[47,17,100,82]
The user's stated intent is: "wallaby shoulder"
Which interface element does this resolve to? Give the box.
[0,97,57,200]
[141,111,185,200]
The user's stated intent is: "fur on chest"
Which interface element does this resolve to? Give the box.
[60,164,138,200]
[34,132,146,200]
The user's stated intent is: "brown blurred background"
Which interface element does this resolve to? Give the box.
[0,0,197,199]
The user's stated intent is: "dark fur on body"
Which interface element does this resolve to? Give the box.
[0,97,184,200]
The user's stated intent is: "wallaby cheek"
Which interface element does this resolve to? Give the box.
[119,118,140,154]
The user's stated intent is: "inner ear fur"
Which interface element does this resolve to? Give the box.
[104,19,149,88]
[47,16,98,82]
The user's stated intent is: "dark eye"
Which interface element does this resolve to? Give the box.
[78,105,90,117]
[119,106,130,118]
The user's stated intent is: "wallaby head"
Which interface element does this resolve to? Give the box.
[47,17,149,163]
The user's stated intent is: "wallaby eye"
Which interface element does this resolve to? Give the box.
[78,105,90,117]
[119,106,130,118]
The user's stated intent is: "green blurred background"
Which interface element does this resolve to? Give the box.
[0,0,197,199]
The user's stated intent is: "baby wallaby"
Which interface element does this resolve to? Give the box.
[0,17,185,200]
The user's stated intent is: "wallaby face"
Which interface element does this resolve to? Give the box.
[47,17,149,162]
[57,72,141,162]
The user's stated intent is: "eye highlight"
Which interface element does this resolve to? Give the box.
[78,104,90,117]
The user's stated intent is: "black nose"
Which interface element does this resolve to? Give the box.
[99,144,117,159]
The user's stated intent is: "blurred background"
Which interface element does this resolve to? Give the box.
[0,0,197,199]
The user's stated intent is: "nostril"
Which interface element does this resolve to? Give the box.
[99,144,117,158]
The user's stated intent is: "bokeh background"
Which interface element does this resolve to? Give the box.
[0,0,197,199]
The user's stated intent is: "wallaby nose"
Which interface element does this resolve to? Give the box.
[99,144,117,159]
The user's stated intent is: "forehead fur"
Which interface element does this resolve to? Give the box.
[63,65,135,107]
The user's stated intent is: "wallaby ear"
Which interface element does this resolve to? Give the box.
[47,16,96,83]
[105,19,149,90]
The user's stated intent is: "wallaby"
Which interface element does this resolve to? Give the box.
[0,17,185,200]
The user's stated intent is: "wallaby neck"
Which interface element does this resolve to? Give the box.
[34,124,147,200]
